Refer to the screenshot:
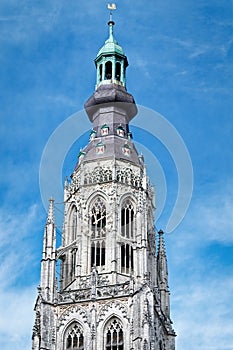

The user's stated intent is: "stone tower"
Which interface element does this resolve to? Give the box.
[32,15,176,350]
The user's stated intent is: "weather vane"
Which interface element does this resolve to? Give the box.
[107,3,117,21]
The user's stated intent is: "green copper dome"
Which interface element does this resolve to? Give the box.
[94,20,128,89]
[96,21,125,59]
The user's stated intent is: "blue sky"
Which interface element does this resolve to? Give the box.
[1,0,233,349]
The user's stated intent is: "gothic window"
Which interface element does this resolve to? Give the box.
[121,200,134,238]
[105,61,112,79]
[71,249,76,279]
[71,208,77,241]
[64,323,84,350]
[105,318,124,350]
[90,197,106,268]
[59,254,66,290]
[91,198,106,238]
[115,62,121,81]
[121,243,134,273]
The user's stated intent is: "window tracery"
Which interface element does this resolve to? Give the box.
[121,200,134,239]
[90,197,106,268]
[64,323,84,350]
[84,167,112,185]
[105,318,124,350]
[116,168,142,188]
[120,199,134,273]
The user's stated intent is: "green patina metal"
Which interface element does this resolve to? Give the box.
[96,21,125,57]
[94,19,128,88]
[101,124,109,129]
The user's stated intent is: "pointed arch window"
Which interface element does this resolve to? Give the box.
[91,198,106,238]
[121,200,134,239]
[105,318,124,350]
[90,197,106,269]
[64,323,84,350]
[71,249,77,280]
[71,207,77,241]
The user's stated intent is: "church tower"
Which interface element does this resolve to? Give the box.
[32,12,176,350]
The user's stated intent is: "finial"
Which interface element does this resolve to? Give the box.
[158,229,166,258]
[107,3,116,38]
[47,197,55,224]
[107,3,117,21]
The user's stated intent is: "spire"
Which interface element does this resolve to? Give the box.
[107,3,116,43]
[158,229,167,260]
[47,197,54,225]
[82,8,138,169]
[108,18,115,43]
[157,229,168,284]
[94,6,128,89]
[40,197,56,302]
[157,229,170,318]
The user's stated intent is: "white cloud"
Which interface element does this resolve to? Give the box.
[0,1,62,43]
[0,205,40,350]
[0,205,37,248]
[170,186,233,256]
[173,277,233,350]
[199,195,233,244]
[167,184,233,350]
[188,189,233,245]
[0,286,36,350]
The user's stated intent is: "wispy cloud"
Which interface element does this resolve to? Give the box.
[189,188,233,245]
[173,277,233,350]
[0,286,36,350]
[0,2,63,42]
[0,205,40,350]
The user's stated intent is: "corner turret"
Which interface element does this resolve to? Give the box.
[157,229,171,318]
[40,198,56,302]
